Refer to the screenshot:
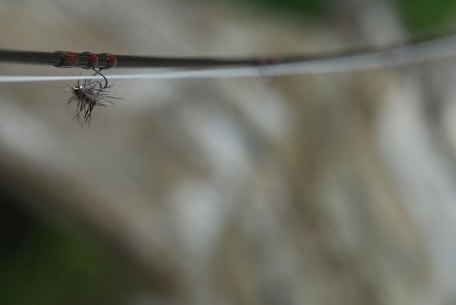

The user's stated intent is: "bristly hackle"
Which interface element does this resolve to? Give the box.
[67,69,121,126]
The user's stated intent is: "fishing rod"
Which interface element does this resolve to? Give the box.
[0,33,455,71]
[0,50,294,69]
[0,33,456,86]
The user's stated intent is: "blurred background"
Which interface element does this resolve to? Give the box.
[1,0,456,304]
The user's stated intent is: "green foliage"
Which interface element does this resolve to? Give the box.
[0,198,131,305]
[220,0,456,31]
[243,0,328,16]
[396,0,456,32]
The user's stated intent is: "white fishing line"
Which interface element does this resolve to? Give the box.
[1,34,456,83]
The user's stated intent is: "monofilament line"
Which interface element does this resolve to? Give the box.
[1,34,456,83]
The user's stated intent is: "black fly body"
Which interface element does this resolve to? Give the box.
[67,69,120,126]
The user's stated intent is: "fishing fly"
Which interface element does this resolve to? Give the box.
[67,68,120,126]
